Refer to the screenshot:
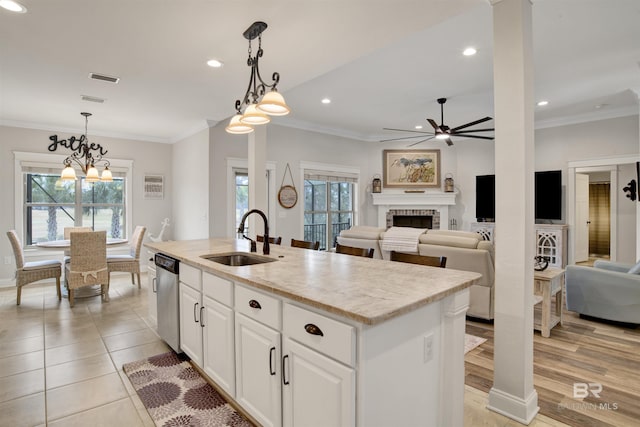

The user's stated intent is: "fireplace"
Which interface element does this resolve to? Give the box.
[372,191,456,230]
[387,209,439,229]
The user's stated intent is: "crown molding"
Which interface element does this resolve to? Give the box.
[534,105,638,130]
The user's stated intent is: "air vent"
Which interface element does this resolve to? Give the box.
[88,73,120,84]
[81,95,105,103]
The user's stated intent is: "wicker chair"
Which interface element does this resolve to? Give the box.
[65,231,109,307]
[64,227,93,238]
[7,230,62,305]
[107,225,146,287]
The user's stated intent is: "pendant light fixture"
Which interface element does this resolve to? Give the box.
[225,21,290,134]
[60,112,112,182]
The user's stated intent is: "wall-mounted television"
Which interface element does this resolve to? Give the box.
[475,174,495,221]
[475,170,562,221]
[535,170,562,220]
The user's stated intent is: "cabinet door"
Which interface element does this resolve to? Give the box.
[179,282,203,367]
[235,313,281,427]
[203,296,235,396]
[283,337,355,427]
[147,265,157,325]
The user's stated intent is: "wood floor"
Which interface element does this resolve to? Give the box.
[465,308,640,427]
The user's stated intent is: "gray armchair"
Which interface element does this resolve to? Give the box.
[565,260,640,324]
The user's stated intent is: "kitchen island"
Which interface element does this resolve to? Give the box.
[146,238,481,427]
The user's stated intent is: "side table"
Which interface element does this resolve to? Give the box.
[533,267,565,337]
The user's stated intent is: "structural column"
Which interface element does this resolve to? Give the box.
[634,89,640,258]
[248,125,268,237]
[488,0,539,424]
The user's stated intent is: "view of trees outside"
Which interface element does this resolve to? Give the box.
[235,172,249,233]
[25,173,125,244]
[304,179,353,250]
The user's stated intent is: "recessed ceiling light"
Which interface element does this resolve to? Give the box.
[0,0,27,13]
[321,98,331,104]
[537,100,549,106]
[463,47,477,56]
[415,125,423,130]
[207,59,224,68]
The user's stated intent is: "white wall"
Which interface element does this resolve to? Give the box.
[0,124,173,282]
[208,123,377,243]
[172,127,210,240]
[453,114,639,263]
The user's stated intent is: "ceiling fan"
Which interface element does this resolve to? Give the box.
[382,97,494,146]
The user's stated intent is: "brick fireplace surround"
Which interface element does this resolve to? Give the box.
[371,191,457,230]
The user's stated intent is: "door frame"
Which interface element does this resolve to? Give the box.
[568,154,638,264]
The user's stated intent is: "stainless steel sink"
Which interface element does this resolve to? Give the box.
[201,252,277,266]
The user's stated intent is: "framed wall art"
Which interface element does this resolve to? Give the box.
[383,149,441,188]
[144,175,164,199]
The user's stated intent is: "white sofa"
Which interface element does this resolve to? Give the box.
[337,226,495,320]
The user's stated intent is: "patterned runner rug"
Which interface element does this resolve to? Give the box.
[123,352,253,427]
[465,334,487,354]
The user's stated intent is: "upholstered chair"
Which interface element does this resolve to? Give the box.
[7,230,62,305]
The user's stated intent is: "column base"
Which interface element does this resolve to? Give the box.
[487,386,539,425]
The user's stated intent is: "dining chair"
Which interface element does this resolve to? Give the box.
[257,235,283,245]
[390,251,447,268]
[7,230,62,305]
[335,243,374,258]
[65,230,109,307]
[107,225,146,288]
[63,227,93,261]
[64,226,93,238]
[291,238,320,250]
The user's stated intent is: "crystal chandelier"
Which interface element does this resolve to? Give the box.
[225,21,290,134]
[60,112,112,182]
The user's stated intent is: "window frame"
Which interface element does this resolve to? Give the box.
[299,161,359,249]
[14,151,133,249]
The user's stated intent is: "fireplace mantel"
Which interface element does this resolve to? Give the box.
[372,191,457,206]
[371,191,458,229]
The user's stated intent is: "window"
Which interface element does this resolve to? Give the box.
[235,171,249,232]
[24,173,126,245]
[303,169,357,250]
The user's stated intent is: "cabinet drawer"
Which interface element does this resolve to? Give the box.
[179,263,201,291]
[235,285,281,330]
[283,303,355,367]
[203,272,233,306]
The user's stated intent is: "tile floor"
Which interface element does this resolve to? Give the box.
[1,273,566,427]
[0,274,168,426]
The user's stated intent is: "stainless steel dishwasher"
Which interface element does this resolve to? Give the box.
[155,253,181,353]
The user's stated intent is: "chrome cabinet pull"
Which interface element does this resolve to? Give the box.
[304,323,324,337]
[152,277,157,293]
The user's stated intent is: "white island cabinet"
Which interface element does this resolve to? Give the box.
[146,238,479,427]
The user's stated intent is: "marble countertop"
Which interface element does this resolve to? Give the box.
[145,238,481,325]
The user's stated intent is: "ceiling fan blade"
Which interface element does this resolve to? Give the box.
[444,137,454,146]
[383,127,434,135]
[407,136,436,147]
[450,116,493,132]
[427,119,441,132]
[450,127,494,133]
[380,134,435,143]
[451,134,494,140]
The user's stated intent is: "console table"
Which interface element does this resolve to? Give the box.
[533,268,565,337]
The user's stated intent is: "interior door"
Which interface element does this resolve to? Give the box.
[575,173,590,262]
